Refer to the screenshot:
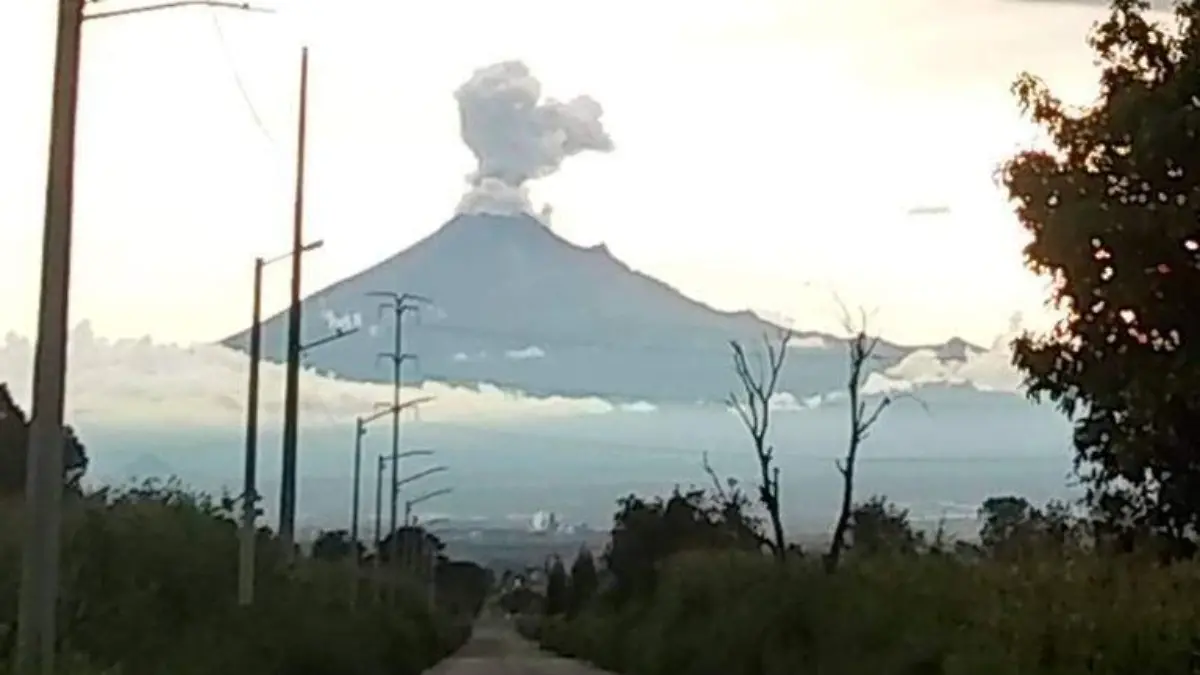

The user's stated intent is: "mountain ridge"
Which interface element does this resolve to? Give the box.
[221,213,981,403]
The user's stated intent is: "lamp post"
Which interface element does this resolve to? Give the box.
[349,398,432,597]
[18,2,271,673]
[238,240,323,608]
[401,484,452,528]
[373,450,434,553]
[371,450,431,601]
[404,487,454,606]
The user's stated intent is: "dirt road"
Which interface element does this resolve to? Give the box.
[422,616,615,675]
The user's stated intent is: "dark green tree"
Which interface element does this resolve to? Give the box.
[1000,0,1200,556]
[498,586,542,615]
[566,546,598,616]
[602,487,763,605]
[847,495,920,556]
[377,525,444,564]
[543,556,569,616]
[0,383,88,495]
[310,529,364,562]
[978,495,1085,557]
[434,560,491,618]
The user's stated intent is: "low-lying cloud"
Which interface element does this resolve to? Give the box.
[0,322,612,429]
[866,316,1026,395]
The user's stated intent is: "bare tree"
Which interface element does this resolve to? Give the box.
[825,306,923,572]
[728,329,792,560]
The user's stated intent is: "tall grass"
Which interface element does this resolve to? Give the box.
[0,481,468,675]
[537,549,1200,675]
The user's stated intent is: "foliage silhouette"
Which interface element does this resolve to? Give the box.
[0,383,88,495]
[1000,0,1200,557]
[0,478,469,675]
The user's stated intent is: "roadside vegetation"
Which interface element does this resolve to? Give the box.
[507,1,1200,672]
[0,386,486,675]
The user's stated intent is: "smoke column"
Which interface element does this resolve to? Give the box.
[454,60,614,217]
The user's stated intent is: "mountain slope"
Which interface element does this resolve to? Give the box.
[222,213,971,403]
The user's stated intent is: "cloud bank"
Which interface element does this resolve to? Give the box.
[0,322,612,429]
[865,315,1026,395]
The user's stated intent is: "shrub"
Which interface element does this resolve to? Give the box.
[536,549,1200,675]
[0,480,467,675]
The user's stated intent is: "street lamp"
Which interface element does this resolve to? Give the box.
[349,398,433,569]
[403,487,454,601]
[402,483,451,526]
[372,450,433,555]
[19,1,272,673]
[237,240,323,608]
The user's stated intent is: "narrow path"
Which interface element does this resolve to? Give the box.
[423,615,615,675]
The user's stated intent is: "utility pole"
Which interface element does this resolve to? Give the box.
[366,291,430,571]
[238,242,323,607]
[278,46,310,562]
[17,2,269,674]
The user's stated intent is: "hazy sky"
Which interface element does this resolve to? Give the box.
[0,0,1145,346]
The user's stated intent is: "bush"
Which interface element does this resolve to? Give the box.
[0,480,468,675]
[535,549,1200,675]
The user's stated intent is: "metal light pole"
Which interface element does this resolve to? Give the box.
[17,2,270,673]
[371,450,433,592]
[399,470,450,526]
[403,487,453,600]
[238,241,323,608]
[350,398,433,555]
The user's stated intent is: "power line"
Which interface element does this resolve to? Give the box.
[207,6,279,151]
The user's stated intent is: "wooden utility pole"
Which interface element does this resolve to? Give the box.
[278,46,310,562]
[238,242,323,606]
[16,2,271,673]
[16,2,85,674]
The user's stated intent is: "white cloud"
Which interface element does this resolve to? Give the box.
[504,345,546,360]
[788,335,829,349]
[451,351,488,362]
[0,323,611,429]
[619,401,658,413]
[866,314,1026,395]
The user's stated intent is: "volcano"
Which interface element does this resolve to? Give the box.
[221,213,973,404]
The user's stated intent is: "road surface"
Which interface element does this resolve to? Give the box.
[423,616,616,675]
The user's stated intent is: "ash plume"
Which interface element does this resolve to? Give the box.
[454,60,614,217]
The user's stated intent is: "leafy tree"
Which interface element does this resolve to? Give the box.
[498,586,542,615]
[978,495,1085,557]
[566,547,598,616]
[311,528,365,562]
[1000,0,1200,556]
[847,495,920,556]
[544,556,569,616]
[0,382,88,495]
[435,559,491,618]
[978,496,1042,552]
[377,524,444,565]
[602,488,763,604]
